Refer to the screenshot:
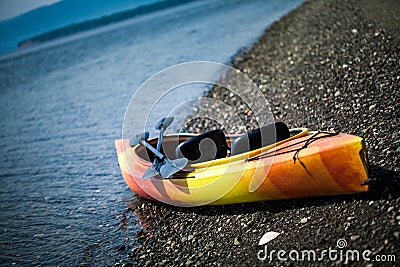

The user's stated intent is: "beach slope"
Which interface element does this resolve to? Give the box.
[124,0,399,265]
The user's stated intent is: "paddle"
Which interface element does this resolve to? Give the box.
[153,117,174,167]
[132,132,189,180]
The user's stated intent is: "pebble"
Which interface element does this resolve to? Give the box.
[335,260,343,266]
[206,241,214,249]
[394,232,400,238]
[234,237,241,246]
[387,206,394,212]
[350,235,360,241]
[300,217,308,224]
[369,104,377,110]
[396,215,400,221]
[259,232,281,245]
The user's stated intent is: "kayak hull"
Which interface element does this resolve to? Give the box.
[115,131,369,206]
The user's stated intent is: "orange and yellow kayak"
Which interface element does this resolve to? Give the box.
[115,129,369,206]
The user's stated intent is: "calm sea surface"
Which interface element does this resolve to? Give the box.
[0,0,304,265]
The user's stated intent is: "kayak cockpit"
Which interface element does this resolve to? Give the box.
[133,125,308,167]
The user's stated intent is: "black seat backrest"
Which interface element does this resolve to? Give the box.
[176,129,228,163]
[230,122,289,156]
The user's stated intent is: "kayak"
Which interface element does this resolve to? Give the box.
[115,128,369,206]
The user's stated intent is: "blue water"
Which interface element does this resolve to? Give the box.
[0,0,164,54]
[0,0,305,265]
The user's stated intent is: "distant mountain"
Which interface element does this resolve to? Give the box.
[18,0,197,49]
[0,0,185,55]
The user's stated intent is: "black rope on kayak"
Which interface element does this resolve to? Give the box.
[293,131,338,164]
[247,131,339,163]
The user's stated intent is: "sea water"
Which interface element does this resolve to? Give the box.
[0,0,305,265]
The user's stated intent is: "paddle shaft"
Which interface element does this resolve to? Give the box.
[156,127,164,151]
[139,139,165,161]
[153,127,165,165]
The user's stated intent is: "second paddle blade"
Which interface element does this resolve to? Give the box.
[142,165,160,180]
[160,158,189,178]
[155,117,174,130]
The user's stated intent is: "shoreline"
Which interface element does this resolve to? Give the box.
[122,0,399,266]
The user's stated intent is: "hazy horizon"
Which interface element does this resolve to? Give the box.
[0,0,61,21]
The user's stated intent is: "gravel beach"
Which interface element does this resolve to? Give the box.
[120,0,399,266]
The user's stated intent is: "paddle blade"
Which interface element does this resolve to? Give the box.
[155,117,174,130]
[129,132,150,147]
[142,165,160,180]
[160,158,189,178]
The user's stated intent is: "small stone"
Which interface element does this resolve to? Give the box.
[347,216,355,221]
[205,241,214,249]
[300,217,308,224]
[396,215,400,221]
[368,201,374,206]
[259,232,281,245]
[351,29,358,34]
[187,234,194,241]
[351,235,360,241]
[334,91,341,97]
[369,104,377,111]
[387,206,394,212]
[234,237,241,245]
[335,260,343,266]
[394,232,399,238]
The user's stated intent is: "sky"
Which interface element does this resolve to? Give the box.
[0,0,60,21]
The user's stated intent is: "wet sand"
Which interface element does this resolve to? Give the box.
[120,0,399,266]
